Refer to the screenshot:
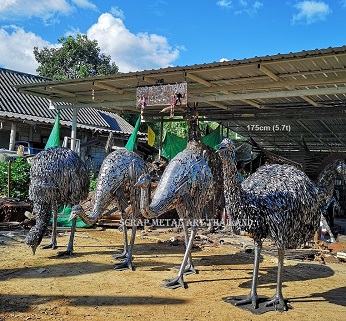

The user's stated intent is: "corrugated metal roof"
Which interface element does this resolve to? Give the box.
[15,45,346,152]
[0,68,136,135]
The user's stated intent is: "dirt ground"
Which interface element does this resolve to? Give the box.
[1,225,346,321]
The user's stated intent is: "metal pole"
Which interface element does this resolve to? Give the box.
[9,123,16,151]
[71,107,79,151]
[159,117,164,159]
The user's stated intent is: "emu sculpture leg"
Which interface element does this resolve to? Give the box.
[264,248,287,311]
[114,215,129,260]
[181,219,197,275]
[114,223,137,271]
[41,203,58,250]
[235,240,262,309]
[57,216,77,256]
[163,225,198,289]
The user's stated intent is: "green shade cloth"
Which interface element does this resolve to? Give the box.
[202,125,221,150]
[125,116,141,151]
[162,126,221,161]
[45,113,60,149]
[161,132,187,161]
[52,205,90,228]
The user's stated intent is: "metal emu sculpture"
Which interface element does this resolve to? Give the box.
[217,138,346,311]
[70,147,148,270]
[25,147,90,255]
[184,104,224,220]
[135,150,214,289]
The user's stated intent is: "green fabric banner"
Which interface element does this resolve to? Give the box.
[202,125,221,150]
[161,126,221,161]
[45,113,60,149]
[125,116,141,151]
[161,132,187,161]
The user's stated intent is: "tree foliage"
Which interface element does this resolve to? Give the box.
[0,158,31,200]
[34,34,119,80]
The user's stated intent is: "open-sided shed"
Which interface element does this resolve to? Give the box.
[16,45,346,153]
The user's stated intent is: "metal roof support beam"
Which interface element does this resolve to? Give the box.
[93,81,124,94]
[186,73,213,87]
[296,119,330,149]
[45,86,76,97]
[300,95,320,107]
[189,74,346,95]
[208,101,232,110]
[319,119,346,147]
[191,86,346,103]
[240,99,262,108]
[258,64,280,81]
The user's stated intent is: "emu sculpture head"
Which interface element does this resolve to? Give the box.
[216,138,236,165]
[336,159,346,179]
[25,203,51,255]
[134,173,151,188]
[25,225,44,255]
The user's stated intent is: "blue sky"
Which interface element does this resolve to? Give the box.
[0,0,345,75]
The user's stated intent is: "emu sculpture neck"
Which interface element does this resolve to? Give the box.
[220,152,243,215]
[139,180,165,219]
[316,160,343,199]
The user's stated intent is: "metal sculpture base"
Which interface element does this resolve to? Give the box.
[222,296,292,314]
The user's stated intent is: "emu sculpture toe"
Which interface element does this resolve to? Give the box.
[234,293,259,309]
[41,243,57,250]
[264,294,287,311]
[57,249,73,256]
[113,250,128,261]
[30,245,38,255]
[114,258,135,271]
[183,263,197,275]
[162,275,186,289]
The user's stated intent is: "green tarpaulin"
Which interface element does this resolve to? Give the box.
[161,126,221,161]
[53,205,90,228]
[125,116,141,151]
[45,113,60,149]
[161,132,187,161]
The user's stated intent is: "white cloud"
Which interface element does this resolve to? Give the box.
[0,0,97,22]
[87,13,180,72]
[0,12,180,75]
[217,0,263,15]
[71,0,97,11]
[292,1,332,24]
[220,58,230,62]
[0,25,51,74]
[110,7,125,20]
[216,1,233,9]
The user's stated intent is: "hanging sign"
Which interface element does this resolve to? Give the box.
[136,82,187,117]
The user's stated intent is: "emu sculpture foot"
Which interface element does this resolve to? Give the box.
[41,243,57,250]
[183,263,197,275]
[57,249,73,256]
[173,263,197,275]
[161,275,186,289]
[234,294,259,309]
[113,251,128,261]
[114,259,135,271]
[264,295,288,311]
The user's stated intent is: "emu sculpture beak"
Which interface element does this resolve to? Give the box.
[69,204,83,221]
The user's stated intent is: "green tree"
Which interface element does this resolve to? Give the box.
[34,34,119,80]
[0,158,31,200]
